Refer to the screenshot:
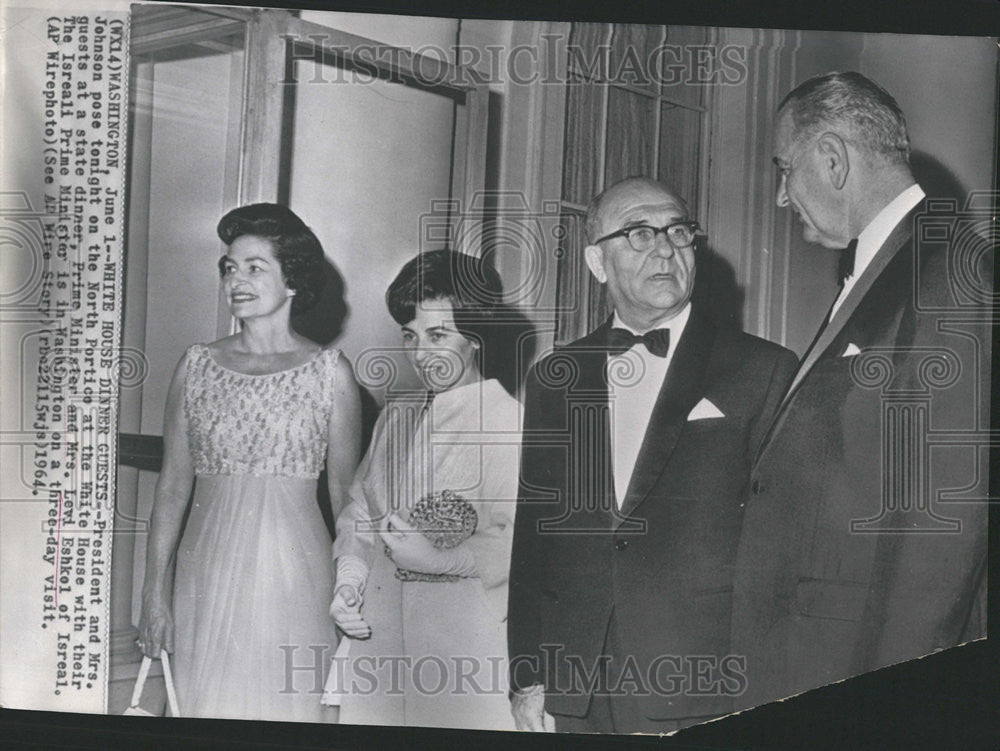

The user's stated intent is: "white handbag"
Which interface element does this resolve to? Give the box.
[320,636,352,707]
[123,649,180,717]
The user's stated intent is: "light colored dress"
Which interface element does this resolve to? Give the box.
[172,344,340,721]
[329,378,520,729]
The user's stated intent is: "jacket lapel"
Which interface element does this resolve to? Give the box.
[782,207,917,402]
[754,203,920,467]
[617,308,716,523]
[565,320,618,531]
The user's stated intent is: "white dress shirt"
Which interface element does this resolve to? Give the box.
[608,302,691,506]
[829,183,925,318]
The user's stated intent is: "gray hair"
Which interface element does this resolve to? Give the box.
[779,71,910,165]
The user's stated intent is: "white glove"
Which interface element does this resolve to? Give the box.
[330,554,371,639]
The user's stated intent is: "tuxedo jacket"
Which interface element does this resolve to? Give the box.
[508,306,797,720]
[732,199,993,709]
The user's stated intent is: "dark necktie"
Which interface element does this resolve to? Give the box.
[607,327,671,358]
[838,238,858,286]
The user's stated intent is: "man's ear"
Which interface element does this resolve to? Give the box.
[816,131,850,190]
[584,244,607,283]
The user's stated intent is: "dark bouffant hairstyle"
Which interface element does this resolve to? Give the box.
[385,249,512,384]
[216,203,325,315]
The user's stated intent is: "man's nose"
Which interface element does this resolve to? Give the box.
[776,174,789,208]
[650,229,677,258]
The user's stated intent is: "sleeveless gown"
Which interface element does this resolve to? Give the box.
[171,344,340,721]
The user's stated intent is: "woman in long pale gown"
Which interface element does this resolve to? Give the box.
[137,204,361,721]
[325,250,521,729]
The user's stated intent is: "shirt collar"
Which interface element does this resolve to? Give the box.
[612,301,692,338]
[853,183,925,280]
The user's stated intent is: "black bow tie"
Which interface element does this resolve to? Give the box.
[838,239,858,285]
[607,327,671,358]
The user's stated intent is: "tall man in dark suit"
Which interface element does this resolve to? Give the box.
[732,72,992,709]
[508,177,798,733]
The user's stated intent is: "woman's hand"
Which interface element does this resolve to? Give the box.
[379,513,445,573]
[137,592,174,659]
[510,684,556,732]
[330,584,371,639]
[138,349,194,661]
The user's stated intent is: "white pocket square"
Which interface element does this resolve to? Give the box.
[842,342,862,357]
[687,397,725,421]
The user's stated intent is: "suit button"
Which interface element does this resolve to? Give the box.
[751,478,765,495]
[614,539,628,551]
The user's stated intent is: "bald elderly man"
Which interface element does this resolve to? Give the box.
[508,177,797,733]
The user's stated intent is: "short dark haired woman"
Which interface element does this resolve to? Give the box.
[325,249,521,729]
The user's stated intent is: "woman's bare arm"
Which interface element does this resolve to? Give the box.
[137,350,195,657]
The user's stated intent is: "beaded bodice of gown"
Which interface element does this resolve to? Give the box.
[184,344,340,479]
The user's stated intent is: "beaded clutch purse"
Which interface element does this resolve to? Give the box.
[392,490,478,583]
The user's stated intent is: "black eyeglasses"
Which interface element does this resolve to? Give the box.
[594,221,701,252]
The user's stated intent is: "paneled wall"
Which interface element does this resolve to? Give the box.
[494,24,995,359]
[698,29,995,355]
[289,13,459,400]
